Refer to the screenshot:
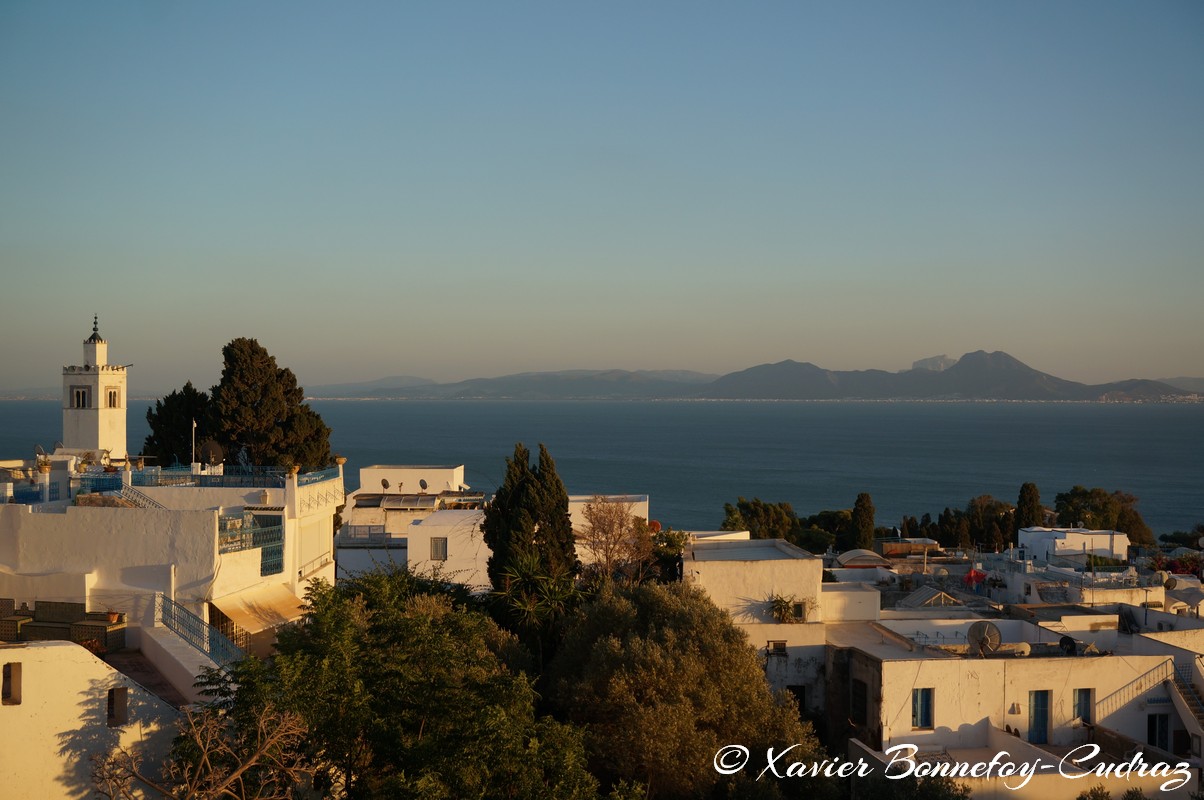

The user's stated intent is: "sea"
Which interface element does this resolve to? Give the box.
[2,400,1202,535]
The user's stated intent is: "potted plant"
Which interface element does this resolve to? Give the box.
[106,609,121,624]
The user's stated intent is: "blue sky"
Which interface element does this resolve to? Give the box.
[2,2,1201,392]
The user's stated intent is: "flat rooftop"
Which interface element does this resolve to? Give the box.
[690,539,816,561]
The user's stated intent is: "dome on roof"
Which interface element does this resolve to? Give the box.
[836,548,889,566]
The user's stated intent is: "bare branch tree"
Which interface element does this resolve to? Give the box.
[579,496,654,584]
[92,704,313,800]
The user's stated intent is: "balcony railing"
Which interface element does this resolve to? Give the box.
[79,473,122,493]
[155,593,244,669]
[298,466,340,486]
[218,513,284,554]
[13,483,60,503]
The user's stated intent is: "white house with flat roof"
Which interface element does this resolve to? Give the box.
[1018,527,1130,563]
[0,323,343,694]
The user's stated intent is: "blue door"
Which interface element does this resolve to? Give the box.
[1029,690,1050,744]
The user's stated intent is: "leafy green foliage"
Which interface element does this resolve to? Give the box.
[1160,524,1204,549]
[719,497,834,555]
[208,337,332,470]
[202,570,598,800]
[1075,785,1113,800]
[546,582,823,799]
[1055,486,1154,545]
[860,773,972,800]
[142,381,211,467]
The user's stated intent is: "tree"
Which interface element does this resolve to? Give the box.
[579,496,654,584]
[859,773,971,800]
[482,443,578,593]
[91,703,312,800]
[720,497,799,540]
[533,444,577,579]
[203,570,599,800]
[545,582,824,799]
[1016,482,1043,530]
[1055,486,1154,546]
[208,338,332,470]
[851,493,876,550]
[142,381,211,467]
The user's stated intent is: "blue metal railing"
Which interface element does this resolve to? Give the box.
[155,593,244,669]
[260,543,284,576]
[80,473,122,493]
[218,513,284,554]
[133,465,289,489]
[298,466,340,486]
[13,484,43,503]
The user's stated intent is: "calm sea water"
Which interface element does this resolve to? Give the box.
[3,400,1202,534]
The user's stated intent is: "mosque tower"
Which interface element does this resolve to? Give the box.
[61,315,127,460]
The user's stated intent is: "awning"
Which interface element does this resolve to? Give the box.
[211,584,305,634]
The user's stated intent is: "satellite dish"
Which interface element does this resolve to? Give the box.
[35,445,45,456]
[967,621,1002,656]
[1165,576,1178,590]
[935,568,949,578]
[381,478,390,490]
[198,439,223,465]
[419,478,428,492]
[1059,635,1078,656]
[54,441,63,450]
[1013,642,1031,657]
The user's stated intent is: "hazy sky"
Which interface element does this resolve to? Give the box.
[2,2,1201,393]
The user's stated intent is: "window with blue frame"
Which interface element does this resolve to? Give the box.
[912,688,934,729]
[1074,688,1093,724]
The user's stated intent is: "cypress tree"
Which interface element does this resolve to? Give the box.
[534,444,577,578]
[1016,482,1043,531]
[482,444,538,591]
[851,492,876,550]
[482,443,579,593]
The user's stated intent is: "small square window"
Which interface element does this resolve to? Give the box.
[767,640,787,656]
[430,537,448,561]
[2,662,21,705]
[912,688,934,729]
[792,602,805,620]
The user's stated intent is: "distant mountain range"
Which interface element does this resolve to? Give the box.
[301,352,1194,402]
[2,355,1195,402]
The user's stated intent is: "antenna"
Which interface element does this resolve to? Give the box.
[967,621,1001,657]
[198,440,223,466]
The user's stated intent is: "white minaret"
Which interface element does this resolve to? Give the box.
[61,315,128,460]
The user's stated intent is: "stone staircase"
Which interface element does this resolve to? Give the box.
[1173,665,1204,730]
[118,485,165,509]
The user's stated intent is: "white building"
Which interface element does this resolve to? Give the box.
[0,324,343,693]
[1018,527,1131,563]
[60,316,128,462]
[0,641,179,799]
[336,471,651,586]
[831,612,1200,797]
